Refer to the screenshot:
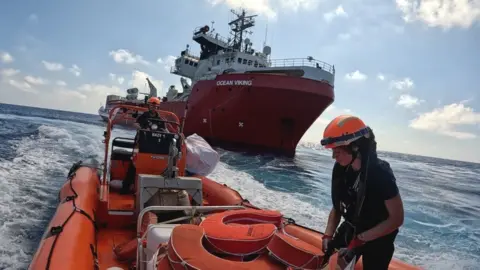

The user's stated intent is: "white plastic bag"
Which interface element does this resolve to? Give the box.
[185,133,219,176]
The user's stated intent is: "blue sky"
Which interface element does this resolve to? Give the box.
[0,0,479,162]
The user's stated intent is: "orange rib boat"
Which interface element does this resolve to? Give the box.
[29,104,421,270]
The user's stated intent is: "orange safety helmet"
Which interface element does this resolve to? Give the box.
[320,115,370,149]
[147,96,161,105]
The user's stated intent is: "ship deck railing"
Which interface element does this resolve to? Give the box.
[267,58,335,74]
[171,57,336,77]
[192,28,231,47]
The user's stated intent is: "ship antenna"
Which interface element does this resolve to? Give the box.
[263,21,268,48]
[228,8,257,51]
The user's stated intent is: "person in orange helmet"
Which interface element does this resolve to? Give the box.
[121,96,163,194]
[320,115,404,269]
[133,96,163,130]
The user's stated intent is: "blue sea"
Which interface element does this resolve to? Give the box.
[0,103,478,270]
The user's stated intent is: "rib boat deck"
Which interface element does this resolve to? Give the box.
[97,228,134,269]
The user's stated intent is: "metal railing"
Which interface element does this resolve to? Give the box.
[136,205,246,270]
[193,28,231,46]
[136,205,246,235]
[170,66,179,74]
[268,58,335,74]
[181,52,200,61]
[170,57,336,77]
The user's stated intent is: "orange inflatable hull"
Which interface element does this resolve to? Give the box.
[29,167,100,270]
[29,167,420,270]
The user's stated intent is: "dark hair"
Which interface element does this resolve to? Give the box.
[349,127,377,158]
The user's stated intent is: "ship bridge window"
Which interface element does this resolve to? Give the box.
[247,60,252,66]
[254,61,258,67]
[184,59,189,64]
[237,57,242,63]
[242,59,247,65]
[217,60,220,65]
[189,60,194,66]
[194,62,198,67]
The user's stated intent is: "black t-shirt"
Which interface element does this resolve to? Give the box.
[331,157,399,233]
[136,111,164,130]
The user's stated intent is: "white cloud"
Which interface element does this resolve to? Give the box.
[345,70,367,81]
[55,88,87,100]
[69,64,81,76]
[158,55,177,72]
[59,83,122,111]
[109,73,125,85]
[8,79,36,94]
[24,75,48,85]
[377,73,385,81]
[0,66,170,113]
[395,0,480,29]
[0,68,128,113]
[301,105,354,142]
[1,68,20,77]
[390,77,414,90]
[409,103,480,139]
[324,5,348,22]
[129,70,164,94]
[42,60,64,71]
[279,0,320,11]
[109,49,149,65]
[78,83,121,95]
[0,52,14,63]
[206,0,277,19]
[397,94,424,108]
[205,0,321,19]
[56,80,67,86]
[324,104,335,113]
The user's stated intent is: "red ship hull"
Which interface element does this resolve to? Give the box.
[160,73,334,157]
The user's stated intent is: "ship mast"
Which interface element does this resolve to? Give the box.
[228,9,257,52]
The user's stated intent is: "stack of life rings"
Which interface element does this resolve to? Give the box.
[155,208,326,270]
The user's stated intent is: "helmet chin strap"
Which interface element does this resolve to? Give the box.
[346,145,359,168]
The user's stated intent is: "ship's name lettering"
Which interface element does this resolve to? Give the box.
[216,80,252,86]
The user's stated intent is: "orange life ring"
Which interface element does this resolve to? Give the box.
[165,224,285,270]
[199,209,283,255]
[157,252,173,270]
[267,230,324,269]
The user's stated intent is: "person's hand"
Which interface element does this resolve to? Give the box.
[321,235,333,253]
[338,237,365,262]
[338,247,356,262]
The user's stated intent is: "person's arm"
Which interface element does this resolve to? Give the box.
[134,113,145,129]
[325,207,341,237]
[358,163,404,242]
[358,194,404,241]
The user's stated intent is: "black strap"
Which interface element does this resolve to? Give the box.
[44,161,98,270]
[90,244,99,270]
[351,141,373,234]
